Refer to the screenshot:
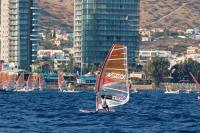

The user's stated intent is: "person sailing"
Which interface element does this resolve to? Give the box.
[100,95,109,112]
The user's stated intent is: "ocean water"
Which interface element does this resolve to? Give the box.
[0,90,200,133]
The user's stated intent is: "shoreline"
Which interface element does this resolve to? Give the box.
[75,83,198,91]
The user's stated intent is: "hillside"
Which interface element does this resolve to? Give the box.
[38,0,200,32]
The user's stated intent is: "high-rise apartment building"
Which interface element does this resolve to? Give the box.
[74,0,140,72]
[0,0,40,70]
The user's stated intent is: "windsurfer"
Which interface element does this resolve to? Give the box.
[100,95,109,112]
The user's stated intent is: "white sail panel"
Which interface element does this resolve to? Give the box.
[16,73,25,90]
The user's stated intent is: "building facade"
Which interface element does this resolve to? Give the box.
[0,0,40,70]
[139,50,172,66]
[74,0,140,73]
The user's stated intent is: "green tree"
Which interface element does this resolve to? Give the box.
[59,63,67,73]
[86,63,100,74]
[52,29,56,38]
[66,54,74,73]
[143,57,170,86]
[171,59,200,83]
[43,40,58,50]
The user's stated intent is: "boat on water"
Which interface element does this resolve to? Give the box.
[184,88,193,94]
[96,44,130,111]
[58,72,80,93]
[164,84,179,94]
[64,82,80,93]
[164,90,179,94]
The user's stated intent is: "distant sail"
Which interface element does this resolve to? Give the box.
[189,72,200,89]
[6,73,16,90]
[33,73,38,89]
[0,72,2,89]
[1,72,9,90]
[96,44,129,110]
[16,73,25,90]
[58,72,66,91]
[39,73,46,90]
[27,73,36,90]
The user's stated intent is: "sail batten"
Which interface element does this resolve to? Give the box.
[104,86,128,93]
[96,44,129,110]
[108,58,126,61]
[112,48,126,51]
[105,68,128,71]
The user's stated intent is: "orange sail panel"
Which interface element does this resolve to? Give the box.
[58,72,66,91]
[96,44,129,110]
[1,72,8,89]
[0,72,2,88]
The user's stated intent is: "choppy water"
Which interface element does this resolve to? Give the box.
[0,90,200,133]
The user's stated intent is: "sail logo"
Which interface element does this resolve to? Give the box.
[106,72,126,80]
[112,95,126,101]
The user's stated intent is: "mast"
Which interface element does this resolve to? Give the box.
[189,72,200,89]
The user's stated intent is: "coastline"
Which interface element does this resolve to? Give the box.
[74,83,198,91]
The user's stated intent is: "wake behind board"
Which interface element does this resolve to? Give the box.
[63,90,80,93]
[164,90,179,94]
[79,109,96,113]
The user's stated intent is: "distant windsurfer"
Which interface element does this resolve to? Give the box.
[100,95,109,112]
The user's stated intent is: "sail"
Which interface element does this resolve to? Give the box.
[6,73,16,90]
[189,72,200,89]
[27,73,35,90]
[96,44,129,110]
[39,73,46,90]
[32,73,38,89]
[1,72,8,90]
[58,72,66,91]
[16,73,25,90]
[0,72,2,89]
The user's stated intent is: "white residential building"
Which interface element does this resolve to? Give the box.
[0,0,40,70]
[186,46,200,63]
[37,50,70,70]
[1,0,13,63]
[139,50,172,65]
[187,46,199,55]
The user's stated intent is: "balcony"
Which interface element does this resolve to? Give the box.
[10,27,18,31]
[9,5,17,9]
[32,23,40,27]
[9,22,18,26]
[30,7,41,10]
[9,37,18,41]
[32,13,40,16]
[9,10,18,15]
[32,28,40,32]
[75,58,81,63]
[30,34,40,37]
[30,38,41,41]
